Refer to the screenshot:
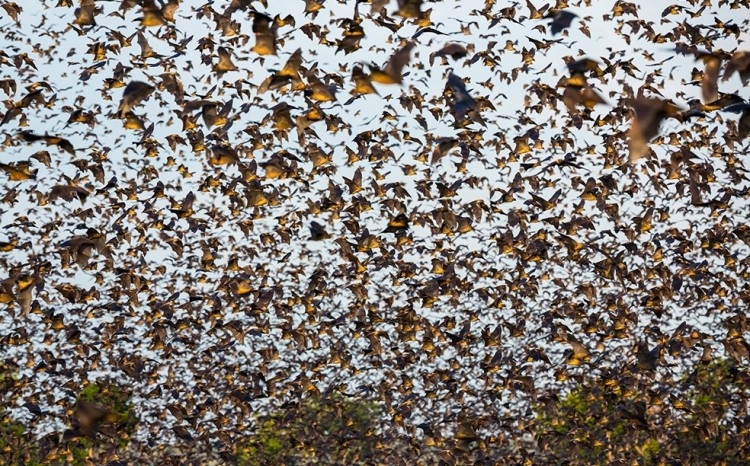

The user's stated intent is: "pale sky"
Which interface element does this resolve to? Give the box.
[1,0,750,444]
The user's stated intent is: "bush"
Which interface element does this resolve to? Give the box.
[235,394,383,465]
[535,381,652,465]
[669,359,749,465]
[534,359,750,465]
[59,380,139,465]
[1,373,139,466]
[0,360,44,465]
[0,419,44,466]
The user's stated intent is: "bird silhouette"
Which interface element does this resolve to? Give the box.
[0,1,748,464]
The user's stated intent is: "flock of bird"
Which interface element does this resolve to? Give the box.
[1,0,750,463]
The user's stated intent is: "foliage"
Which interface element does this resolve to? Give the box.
[58,380,139,465]
[2,359,749,465]
[0,360,43,465]
[535,382,647,464]
[0,418,45,466]
[1,373,140,466]
[669,359,750,465]
[75,381,138,430]
[235,394,385,465]
[0,359,16,395]
[534,359,750,465]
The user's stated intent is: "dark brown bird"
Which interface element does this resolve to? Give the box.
[117,81,155,118]
[722,101,750,140]
[309,221,331,240]
[260,48,304,92]
[213,47,238,73]
[251,12,277,56]
[560,71,606,113]
[370,41,415,85]
[546,9,577,35]
[445,73,477,123]
[18,131,75,155]
[73,0,96,26]
[723,51,750,85]
[697,52,723,104]
[397,0,428,22]
[383,213,410,234]
[350,66,378,95]
[627,97,682,162]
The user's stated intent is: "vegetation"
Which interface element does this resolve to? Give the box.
[669,359,750,465]
[535,359,750,465]
[535,380,659,464]
[58,380,139,465]
[0,419,43,466]
[235,394,384,465]
[3,357,749,464]
[1,360,43,465]
[0,370,139,466]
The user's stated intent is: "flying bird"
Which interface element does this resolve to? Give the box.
[309,221,331,240]
[213,47,238,73]
[18,131,75,155]
[627,97,682,162]
[251,12,277,56]
[0,2,748,463]
[546,9,577,35]
[117,81,155,118]
[370,41,415,85]
[445,73,478,123]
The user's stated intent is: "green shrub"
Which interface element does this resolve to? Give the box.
[0,419,44,466]
[535,381,653,465]
[1,379,140,466]
[534,359,750,465]
[236,394,383,465]
[59,380,139,464]
[75,381,138,433]
[670,359,749,465]
[0,360,44,465]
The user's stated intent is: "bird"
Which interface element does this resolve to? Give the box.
[383,213,410,234]
[0,1,747,464]
[213,47,238,73]
[546,9,578,35]
[722,101,750,140]
[17,131,75,155]
[309,221,331,240]
[445,73,478,123]
[117,81,155,118]
[627,97,682,162]
[369,41,415,85]
[723,50,750,85]
[251,12,277,56]
[560,62,606,113]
